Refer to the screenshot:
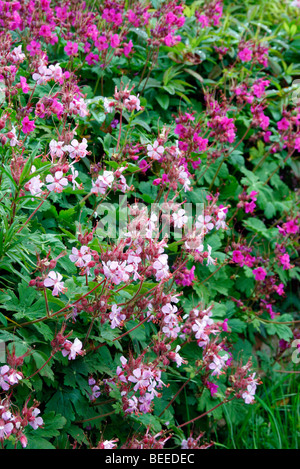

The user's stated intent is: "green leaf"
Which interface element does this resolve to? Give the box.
[155,94,170,110]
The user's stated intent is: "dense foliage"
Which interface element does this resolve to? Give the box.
[0,0,299,450]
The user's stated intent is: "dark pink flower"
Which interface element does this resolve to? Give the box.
[64,42,78,56]
[22,116,35,134]
[238,48,252,62]
[253,267,267,281]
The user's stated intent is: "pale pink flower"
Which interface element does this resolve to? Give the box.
[64,138,88,160]
[9,45,25,63]
[124,94,141,112]
[62,338,84,360]
[103,97,115,113]
[242,383,256,404]
[196,214,214,233]
[32,65,52,85]
[0,421,14,439]
[102,439,118,449]
[9,126,20,147]
[91,171,114,195]
[48,63,63,82]
[29,408,43,430]
[178,166,191,192]
[44,271,67,296]
[46,170,68,193]
[109,304,126,329]
[27,174,43,197]
[172,209,188,229]
[69,246,91,267]
[0,366,10,391]
[153,254,169,281]
[147,140,164,160]
[49,140,65,159]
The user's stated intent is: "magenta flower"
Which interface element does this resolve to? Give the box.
[86,53,99,65]
[232,250,244,265]
[123,40,133,57]
[207,381,219,397]
[275,283,285,296]
[110,34,120,48]
[96,36,109,51]
[295,137,300,151]
[238,48,252,62]
[20,76,29,93]
[277,118,290,131]
[64,41,78,56]
[244,200,256,213]
[285,219,299,234]
[279,253,292,270]
[26,40,41,56]
[22,116,35,134]
[252,267,267,281]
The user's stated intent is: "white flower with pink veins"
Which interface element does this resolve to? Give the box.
[102,439,118,449]
[206,244,216,266]
[109,304,126,329]
[102,260,134,285]
[46,171,68,193]
[28,408,43,430]
[208,354,228,376]
[162,322,180,339]
[242,383,257,404]
[162,303,178,317]
[91,171,114,195]
[147,140,164,160]
[64,138,88,160]
[0,421,14,439]
[27,174,43,197]
[184,233,204,251]
[192,319,207,339]
[69,246,91,267]
[62,338,84,360]
[70,165,80,190]
[9,126,20,147]
[69,96,88,117]
[103,97,115,113]
[124,94,141,112]
[0,366,10,391]
[128,368,151,392]
[169,345,186,368]
[49,63,63,82]
[44,271,67,296]
[9,45,25,63]
[32,65,52,85]
[172,209,188,229]
[49,139,65,159]
[196,214,214,233]
[7,370,22,385]
[153,254,170,281]
[178,166,191,192]
[215,207,227,230]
